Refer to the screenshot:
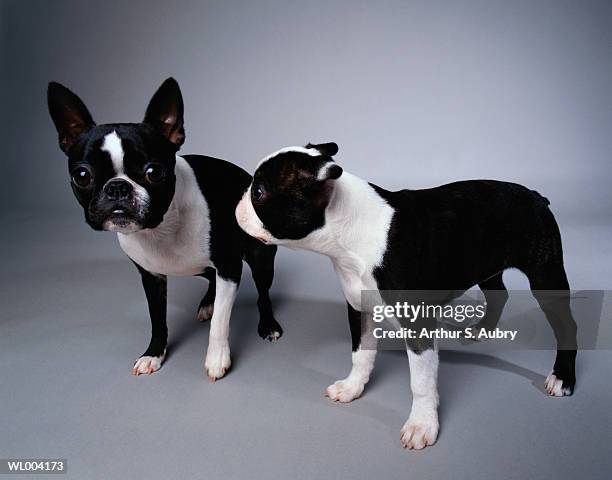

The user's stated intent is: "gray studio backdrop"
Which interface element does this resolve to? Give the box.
[2,0,611,301]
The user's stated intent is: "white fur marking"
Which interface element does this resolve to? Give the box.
[401,348,440,449]
[316,161,335,181]
[256,145,320,168]
[204,275,237,381]
[101,131,125,175]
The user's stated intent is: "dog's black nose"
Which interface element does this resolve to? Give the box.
[104,179,133,200]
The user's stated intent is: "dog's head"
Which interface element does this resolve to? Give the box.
[235,143,343,244]
[47,78,186,233]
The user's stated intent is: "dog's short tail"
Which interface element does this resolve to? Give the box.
[531,189,551,206]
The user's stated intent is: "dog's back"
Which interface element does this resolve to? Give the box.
[372,180,563,290]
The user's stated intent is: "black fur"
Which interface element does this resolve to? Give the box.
[134,262,168,359]
[372,180,577,391]
[183,154,283,340]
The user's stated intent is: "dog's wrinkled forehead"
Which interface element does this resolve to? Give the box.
[256,146,320,168]
[70,124,162,172]
[254,147,330,190]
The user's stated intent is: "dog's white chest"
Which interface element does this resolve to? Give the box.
[118,221,210,276]
[117,156,212,277]
[318,173,394,311]
[333,258,378,311]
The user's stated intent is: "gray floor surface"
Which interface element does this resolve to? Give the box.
[1,211,611,480]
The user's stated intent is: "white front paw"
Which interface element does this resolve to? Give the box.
[400,414,439,450]
[204,341,231,382]
[132,351,166,376]
[325,378,365,403]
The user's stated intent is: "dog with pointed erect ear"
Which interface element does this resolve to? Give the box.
[48,78,283,381]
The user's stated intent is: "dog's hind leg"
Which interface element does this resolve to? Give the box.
[519,206,577,396]
[525,263,577,396]
[196,267,216,322]
[477,272,509,332]
[245,242,283,341]
[197,268,217,322]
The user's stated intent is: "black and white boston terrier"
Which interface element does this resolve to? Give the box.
[236,142,577,449]
[47,78,283,381]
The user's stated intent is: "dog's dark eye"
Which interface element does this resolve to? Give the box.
[72,166,93,188]
[144,163,165,183]
[253,184,265,201]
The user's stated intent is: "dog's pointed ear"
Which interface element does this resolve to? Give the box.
[47,82,95,154]
[306,142,339,157]
[307,142,342,181]
[143,78,185,147]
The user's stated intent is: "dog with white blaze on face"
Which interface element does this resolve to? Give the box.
[236,142,577,449]
[47,78,283,381]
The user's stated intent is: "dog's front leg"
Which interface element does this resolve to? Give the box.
[133,265,167,375]
[400,347,440,449]
[326,302,377,403]
[204,273,238,381]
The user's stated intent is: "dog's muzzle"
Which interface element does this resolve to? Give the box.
[235,189,274,244]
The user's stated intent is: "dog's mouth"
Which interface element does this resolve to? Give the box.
[255,235,271,244]
[106,205,137,219]
[102,208,143,233]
